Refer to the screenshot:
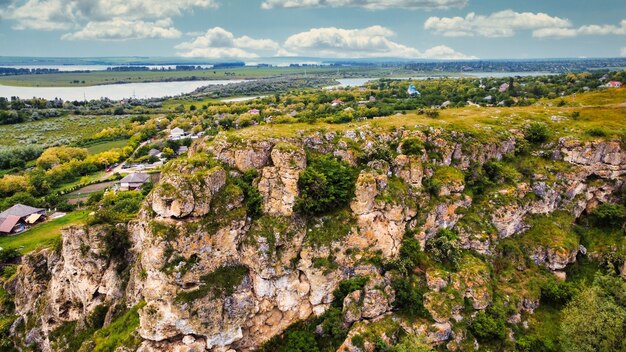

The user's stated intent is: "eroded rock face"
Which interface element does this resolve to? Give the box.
[7,225,129,351]
[257,143,306,217]
[350,169,417,257]
[152,162,227,219]
[8,131,625,352]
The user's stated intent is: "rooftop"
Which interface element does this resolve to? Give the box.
[0,204,45,219]
[0,215,21,233]
[120,172,150,184]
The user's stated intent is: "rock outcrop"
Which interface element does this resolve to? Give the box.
[6,128,625,352]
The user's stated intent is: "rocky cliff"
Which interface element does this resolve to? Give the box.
[6,125,625,351]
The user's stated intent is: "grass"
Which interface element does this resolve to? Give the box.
[0,210,89,253]
[225,88,625,144]
[0,114,131,150]
[88,302,145,352]
[86,139,129,154]
[175,264,248,303]
[53,171,108,194]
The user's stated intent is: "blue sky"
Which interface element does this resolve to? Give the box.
[0,0,625,59]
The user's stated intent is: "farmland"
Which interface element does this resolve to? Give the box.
[0,66,408,87]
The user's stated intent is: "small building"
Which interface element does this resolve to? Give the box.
[441,101,451,108]
[118,172,150,191]
[499,83,510,93]
[177,146,189,156]
[169,127,187,141]
[331,99,344,107]
[248,109,260,115]
[607,81,622,88]
[407,85,421,96]
[148,149,162,158]
[0,204,46,235]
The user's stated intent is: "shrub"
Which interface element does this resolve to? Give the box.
[175,264,248,303]
[541,280,576,306]
[590,203,625,228]
[295,155,356,215]
[524,123,551,144]
[332,276,369,307]
[469,310,507,342]
[425,229,462,270]
[585,128,607,137]
[401,138,424,156]
[232,169,263,220]
[399,235,424,269]
[390,334,433,352]
[391,276,430,317]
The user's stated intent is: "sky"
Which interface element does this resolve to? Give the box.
[0,0,625,60]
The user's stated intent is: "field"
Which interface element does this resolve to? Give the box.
[0,66,409,87]
[230,90,626,143]
[0,114,131,150]
[86,139,129,154]
[0,211,89,253]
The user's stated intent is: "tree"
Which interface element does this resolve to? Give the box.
[560,285,626,352]
[295,155,356,215]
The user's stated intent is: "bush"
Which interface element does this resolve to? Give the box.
[590,203,625,228]
[469,310,507,342]
[541,280,576,306]
[295,155,356,215]
[175,264,248,303]
[232,169,263,220]
[585,127,607,137]
[401,138,424,156]
[524,123,551,144]
[332,276,369,308]
[425,229,462,270]
[391,276,430,317]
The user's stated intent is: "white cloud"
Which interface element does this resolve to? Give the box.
[1,0,218,39]
[61,18,181,40]
[621,47,626,57]
[533,20,626,38]
[261,0,467,10]
[175,27,281,58]
[424,10,571,37]
[283,26,476,59]
[422,45,475,59]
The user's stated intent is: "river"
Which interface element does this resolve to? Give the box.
[0,80,244,101]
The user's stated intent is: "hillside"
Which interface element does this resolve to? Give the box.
[0,84,625,352]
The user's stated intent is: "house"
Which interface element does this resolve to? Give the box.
[148,149,162,158]
[407,85,421,96]
[0,204,46,235]
[441,101,451,108]
[248,109,260,115]
[607,81,622,88]
[177,146,189,155]
[499,83,510,93]
[0,216,22,235]
[118,172,150,191]
[331,99,344,107]
[169,127,187,141]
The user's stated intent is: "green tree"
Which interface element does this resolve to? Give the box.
[295,155,356,215]
[561,285,626,352]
